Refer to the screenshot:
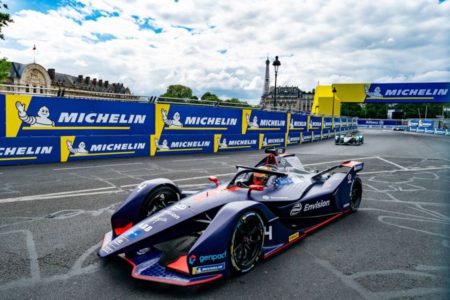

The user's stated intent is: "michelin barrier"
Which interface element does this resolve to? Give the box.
[0,94,358,166]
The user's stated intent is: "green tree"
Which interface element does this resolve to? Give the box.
[341,103,364,117]
[201,91,221,101]
[160,84,194,102]
[0,1,13,83]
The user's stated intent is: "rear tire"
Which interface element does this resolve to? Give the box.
[139,186,179,220]
[350,177,362,212]
[229,211,264,274]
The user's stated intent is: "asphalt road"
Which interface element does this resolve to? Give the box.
[0,130,449,300]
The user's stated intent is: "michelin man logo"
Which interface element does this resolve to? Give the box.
[262,137,268,147]
[246,114,259,129]
[217,137,228,149]
[15,101,55,127]
[364,86,383,98]
[161,109,183,127]
[67,140,89,155]
[155,138,170,150]
[290,119,294,129]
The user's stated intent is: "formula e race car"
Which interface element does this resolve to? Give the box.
[335,132,364,145]
[98,148,364,286]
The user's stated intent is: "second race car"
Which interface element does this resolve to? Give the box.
[335,132,364,145]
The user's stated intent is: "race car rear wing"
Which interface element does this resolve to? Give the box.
[311,160,364,180]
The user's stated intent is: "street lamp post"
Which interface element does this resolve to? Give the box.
[272,56,281,110]
[332,86,337,118]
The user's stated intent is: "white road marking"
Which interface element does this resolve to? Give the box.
[359,166,450,175]
[303,156,379,166]
[53,162,144,171]
[376,156,408,170]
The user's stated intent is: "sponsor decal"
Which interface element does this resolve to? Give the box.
[303,200,331,212]
[192,262,225,275]
[173,203,187,210]
[161,109,238,129]
[290,202,303,216]
[199,251,227,264]
[347,173,352,183]
[137,248,150,255]
[138,223,153,232]
[289,232,299,242]
[127,229,142,239]
[242,110,287,134]
[188,255,197,265]
[276,177,294,186]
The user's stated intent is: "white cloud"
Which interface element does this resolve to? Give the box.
[1,0,449,104]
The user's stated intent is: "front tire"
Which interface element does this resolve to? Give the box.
[350,177,362,212]
[230,211,265,274]
[139,186,179,219]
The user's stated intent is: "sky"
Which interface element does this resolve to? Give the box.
[1,0,449,104]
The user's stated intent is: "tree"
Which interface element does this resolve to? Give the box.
[201,91,220,102]
[160,84,194,99]
[0,1,13,83]
[341,103,364,117]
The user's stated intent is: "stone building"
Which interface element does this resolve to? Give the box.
[3,62,133,99]
[260,58,314,112]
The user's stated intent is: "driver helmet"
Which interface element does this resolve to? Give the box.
[253,166,273,185]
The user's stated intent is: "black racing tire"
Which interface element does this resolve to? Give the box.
[139,186,179,220]
[350,177,362,212]
[229,211,265,274]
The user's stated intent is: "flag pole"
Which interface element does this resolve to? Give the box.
[33,44,36,63]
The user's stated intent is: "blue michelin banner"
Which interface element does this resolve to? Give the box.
[312,130,322,141]
[0,94,5,137]
[334,117,341,129]
[260,133,285,149]
[214,134,259,152]
[0,136,60,166]
[5,95,154,137]
[308,116,322,131]
[323,117,333,129]
[358,119,399,126]
[289,113,307,132]
[154,103,242,135]
[419,119,433,128]
[301,131,312,143]
[287,132,301,145]
[242,109,287,134]
[151,134,213,156]
[364,82,450,103]
[61,135,150,162]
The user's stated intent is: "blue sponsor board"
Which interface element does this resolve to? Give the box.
[0,94,5,137]
[61,135,150,162]
[364,82,450,103]
[333,117,341,128]
[214,134,259,152]
[417,127,425,133]
[419,119,433,128]
[322,129,331,139]
[5,95,154,137]
[436,129,446,135]
[308,116,322,131]
[408,119,419,127]
[0,136,60,166]
[301,131,312,143]
[323,117,333,129]
[151,134,213,156]
[242,109,287,134]
[289,113,307,131]
[312,130,322,141]
[261,133,285,148]
[155,103,242,135]
[287,132,301,145]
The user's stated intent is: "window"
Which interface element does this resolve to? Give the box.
[26,84,30,93]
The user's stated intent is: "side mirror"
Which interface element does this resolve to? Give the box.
[209,176,219,187]
[248,184,264,197]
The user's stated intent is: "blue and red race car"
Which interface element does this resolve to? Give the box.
[98,148,364,286]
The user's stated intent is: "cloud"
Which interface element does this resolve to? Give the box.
[1,0,449,104]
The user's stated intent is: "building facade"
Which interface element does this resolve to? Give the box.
[260,59,314,112]
[3,62,133,99]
